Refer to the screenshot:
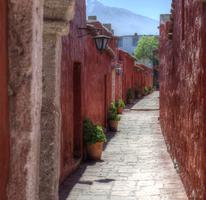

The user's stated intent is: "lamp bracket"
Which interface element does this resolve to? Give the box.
[78,25,101,38]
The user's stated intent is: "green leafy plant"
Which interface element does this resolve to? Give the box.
[83,118,107,145]
[144,86,149,94]
[115,99,125,109]
[108,102,121,121]
[127,88,134,100]
[134,36,159,63]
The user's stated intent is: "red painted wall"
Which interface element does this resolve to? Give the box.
[60,1,154,183]
[141,65,153,90]
[118,50,135,102]
[118,50,153,101]
[0,0,9,199]
[159,1,206,199]
[115,66,123,100]
[60,0,86,182]
[60,6,118,181]
[133,67,143,92]
[84,22,116,127]
[133,65,153,93]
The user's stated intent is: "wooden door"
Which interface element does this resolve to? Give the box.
[0,0,9,199]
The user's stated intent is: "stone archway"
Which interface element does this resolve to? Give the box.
[39,1,76,199]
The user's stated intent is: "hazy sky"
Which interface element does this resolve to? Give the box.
[97,0,172,21]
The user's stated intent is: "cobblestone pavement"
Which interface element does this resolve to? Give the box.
[131,92,159,111]
[59,92,188,200]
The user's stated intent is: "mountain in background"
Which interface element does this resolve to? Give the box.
[86,0,159,36]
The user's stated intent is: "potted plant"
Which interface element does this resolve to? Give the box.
[127,88,134,104]
[144,86,149,95]
[83,118,107,161]
[108,102,121,132]
[115,99,125,114]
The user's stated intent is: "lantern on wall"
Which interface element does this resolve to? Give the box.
[115,67,123,75]
[93,35,111,53]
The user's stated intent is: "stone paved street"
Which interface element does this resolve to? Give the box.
[59,92,188,200]
[131,92,159,111]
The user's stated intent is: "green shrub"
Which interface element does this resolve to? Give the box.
[83,118,107,145]
[144,86,149,94]
[108,102,121,121]
[127,88,134,100]
[115,99,125,109]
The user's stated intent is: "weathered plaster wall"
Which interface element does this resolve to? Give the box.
[60,0,86,182]
[115,68,123,100]
[118,50,135,102]
[141,65,153,90]
[8,0,43,199]
[60,17,119,181]
[118,50,153,101]
[133,67,143,92]
[160,1,206,199]
[133,65,153,95]
[84,26,115,127]
[0,0,9,199]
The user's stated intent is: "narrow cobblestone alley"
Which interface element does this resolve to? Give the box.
[60,92,187,200]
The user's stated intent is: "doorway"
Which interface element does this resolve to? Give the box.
[73,63,82,161]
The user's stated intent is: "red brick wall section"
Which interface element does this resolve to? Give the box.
[60,0,86,182]
[159,0,206,199]
[0,0,9,199]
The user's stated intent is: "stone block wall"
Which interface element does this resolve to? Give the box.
[159,1,206,199]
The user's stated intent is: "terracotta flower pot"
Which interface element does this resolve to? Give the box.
[117,107,123,114]
[109,120,119,132]
[87,142,104,161]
